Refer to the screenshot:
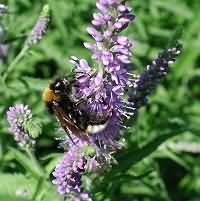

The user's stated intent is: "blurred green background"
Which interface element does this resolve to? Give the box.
[0,0,200,201]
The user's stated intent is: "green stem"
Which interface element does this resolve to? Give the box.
[152,163,172,201]
[2,43,30,83]
[25,149,46,201]
[31,176,44,201]
[25,148,45,176]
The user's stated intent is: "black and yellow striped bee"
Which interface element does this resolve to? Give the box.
[42,77,110,141]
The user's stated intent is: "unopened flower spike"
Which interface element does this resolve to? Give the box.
[28,4,50,45]
[2,4,50,83]
[128,42,182,109]
[6,104,41,148]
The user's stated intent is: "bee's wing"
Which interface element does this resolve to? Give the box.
[53,103,89,142]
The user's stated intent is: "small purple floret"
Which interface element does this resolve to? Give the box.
[6,104,35,148]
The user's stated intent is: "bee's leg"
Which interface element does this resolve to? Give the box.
[52,102,76,144]
[75,87,101,106]
[63,127,76,145]
[75,95,90,106]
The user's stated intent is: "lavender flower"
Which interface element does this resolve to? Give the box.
[128,43,182,108]
[28,4,50,45]
[69,0,136,148]
[52,0,182,198]
[59,0,182,160]
[6,104,35,148]
[67,0,182,150]
[52,137,97,200]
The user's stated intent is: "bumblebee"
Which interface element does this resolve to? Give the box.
[42,77,111,141]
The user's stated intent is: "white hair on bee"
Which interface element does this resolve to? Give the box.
[86,122,108,134]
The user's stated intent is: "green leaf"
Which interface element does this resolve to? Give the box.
[94,126,197,192]
[167,26,183,48]
[154,149,190,170]
[114,130,183,174]
[44,154,62,176]
[0,173,35,201]
[20,77,49,91]
[9,147,43,178]
[83,144,96,156]
[154,0,193,19]
[37,181,62,201]
[24,118,42,139]
[0,174,62,201]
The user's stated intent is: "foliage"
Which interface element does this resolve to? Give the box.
[0,0,200,201]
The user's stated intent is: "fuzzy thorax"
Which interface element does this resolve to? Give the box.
[42,87,58,103]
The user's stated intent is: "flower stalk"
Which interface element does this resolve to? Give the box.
[2,4,50,83]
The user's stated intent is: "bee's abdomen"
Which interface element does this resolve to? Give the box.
[60,100,89,131]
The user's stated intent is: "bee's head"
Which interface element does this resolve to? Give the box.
[42,78,71,112]
[49,78,70,95]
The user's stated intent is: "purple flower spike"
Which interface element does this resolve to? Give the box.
[6,104,35,148]
[62,0,182,159]
[28,4,50,45]
[87,27,103,42]
[65,1,182,156]
[52,137,97,200]
[52,0,182,198]
[129,43,182,108]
